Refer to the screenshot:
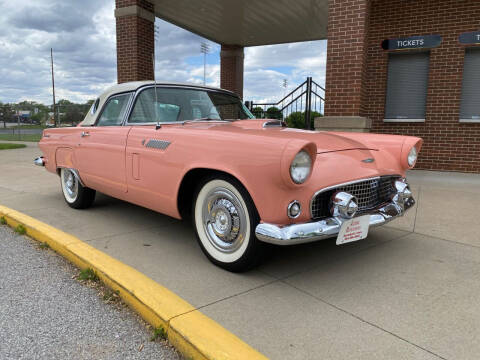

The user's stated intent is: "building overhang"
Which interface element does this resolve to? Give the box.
[152,0,328,46]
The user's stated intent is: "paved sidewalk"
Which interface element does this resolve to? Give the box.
[1,143,480,359]
[0,225,180,360]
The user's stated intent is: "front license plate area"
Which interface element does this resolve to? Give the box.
[336,215,371,245]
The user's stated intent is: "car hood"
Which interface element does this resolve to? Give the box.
[202,119,378,154]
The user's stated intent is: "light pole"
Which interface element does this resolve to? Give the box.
[200,42,210,85]
[51,48,56,127]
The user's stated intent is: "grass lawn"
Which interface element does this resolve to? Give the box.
[0,134,41,142]
[0,143,27,150]
[8,124,46,130]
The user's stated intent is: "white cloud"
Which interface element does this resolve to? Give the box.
[0,0,326,105]
[243,41,327,102]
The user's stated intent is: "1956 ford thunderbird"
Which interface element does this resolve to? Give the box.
[35,81,422,272]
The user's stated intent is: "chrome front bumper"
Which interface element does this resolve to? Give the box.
[255,183,415,246]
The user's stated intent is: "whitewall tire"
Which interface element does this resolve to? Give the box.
[60,168,96,209]
[193,176,264,272]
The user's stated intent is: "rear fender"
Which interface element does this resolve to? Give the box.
[55,147,75,170]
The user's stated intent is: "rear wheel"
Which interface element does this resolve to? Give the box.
[193,175,265,272]
[60,168,96,209]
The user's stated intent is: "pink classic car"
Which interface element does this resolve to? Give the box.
[35,81,422,272]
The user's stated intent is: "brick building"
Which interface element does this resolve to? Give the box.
[115,0,480,172]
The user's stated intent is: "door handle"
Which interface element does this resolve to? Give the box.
[81,131,90,137]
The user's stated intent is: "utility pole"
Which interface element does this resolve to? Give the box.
[200,42,210,85]
[50,48,56,127]
[0,105,4,128]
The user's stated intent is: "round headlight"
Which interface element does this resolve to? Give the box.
[290,150,312,184]
[407,147,418,167]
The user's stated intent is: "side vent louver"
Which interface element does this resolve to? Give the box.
[145,139,171,150]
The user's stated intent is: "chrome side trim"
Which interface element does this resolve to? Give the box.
[145,139,171,150]
[257,185,414,246]
[122,120,233,126]
[309,175,401,219]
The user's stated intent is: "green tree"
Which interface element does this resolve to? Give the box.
[285,111,322,129]
[0,103,15,127]
[57,99,90,126]
[251,107,264,118]
[30,112,44,124]
[265,106,283,120]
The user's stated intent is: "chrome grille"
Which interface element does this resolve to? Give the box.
[311,176,399,219]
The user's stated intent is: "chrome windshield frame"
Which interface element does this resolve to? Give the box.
[122,84,252,127]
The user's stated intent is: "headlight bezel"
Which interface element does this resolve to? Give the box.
[401,139,422,170]
[407,146,418,167]
[290,150,312,184]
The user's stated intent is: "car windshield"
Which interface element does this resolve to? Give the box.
[129,87,254,124]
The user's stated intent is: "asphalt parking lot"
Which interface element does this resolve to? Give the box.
[0,225,180,360]
[1,142,480,359]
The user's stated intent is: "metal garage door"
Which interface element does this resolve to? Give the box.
[385,52,430,121]
[460,48,480,121]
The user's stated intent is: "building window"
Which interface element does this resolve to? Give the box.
[384,52,430,122]
[460,48,480,122]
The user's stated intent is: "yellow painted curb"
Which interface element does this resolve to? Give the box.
[0,205,268,360]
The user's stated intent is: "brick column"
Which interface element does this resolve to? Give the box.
[115,0,155,83]
[319,0,371,131]
[220,45,244,99]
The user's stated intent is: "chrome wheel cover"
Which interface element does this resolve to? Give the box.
[202,187,247,254]
[62,169,78,202]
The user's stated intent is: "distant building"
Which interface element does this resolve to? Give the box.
[16,110,30,118]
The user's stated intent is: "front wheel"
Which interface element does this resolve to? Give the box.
[193,176,265,272]
[60,168,96,209]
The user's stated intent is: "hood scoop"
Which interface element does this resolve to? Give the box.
[263,120,286,128]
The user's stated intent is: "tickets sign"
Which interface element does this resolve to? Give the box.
[382,35,442,51]
[459,31,480,45]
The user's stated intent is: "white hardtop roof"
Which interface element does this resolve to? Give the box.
[80,81,237,126]
[101,81,237,100]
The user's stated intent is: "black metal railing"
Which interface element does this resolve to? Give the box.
[245,77,325,130]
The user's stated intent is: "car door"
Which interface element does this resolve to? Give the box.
[123,86,184,218]
[75,92,133,199]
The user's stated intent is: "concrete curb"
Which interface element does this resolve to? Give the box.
[0,205,268,360]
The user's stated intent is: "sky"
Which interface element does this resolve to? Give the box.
[0,0,327,105]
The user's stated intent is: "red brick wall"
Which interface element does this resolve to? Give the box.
[325,0,371,117]
[116,0,153,12]
[116,0,154,84]
[366,0,480,172]
[220,45,244,99]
